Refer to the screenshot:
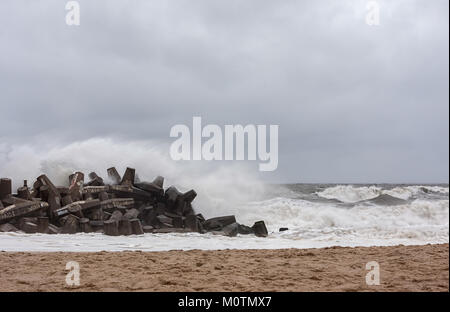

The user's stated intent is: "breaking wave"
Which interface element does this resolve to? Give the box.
[241,197,448,231]
[316,185,449,203]
[1,197,447,251]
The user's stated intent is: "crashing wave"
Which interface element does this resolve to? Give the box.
[316,185,449,203]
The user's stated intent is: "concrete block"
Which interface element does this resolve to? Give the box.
[107,167,121,185]
[252,221,268,237]
[130,218,144,235]
[0,178,12,199]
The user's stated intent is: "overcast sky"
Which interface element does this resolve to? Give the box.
[0,0,448,183]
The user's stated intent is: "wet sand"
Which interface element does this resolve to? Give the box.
[0,244,447,292]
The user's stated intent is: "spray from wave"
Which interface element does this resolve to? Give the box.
[0,138,268,219]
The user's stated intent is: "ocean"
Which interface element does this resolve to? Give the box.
[0,183,448,252]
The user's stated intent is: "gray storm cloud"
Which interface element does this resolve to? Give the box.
[0,0,448,183]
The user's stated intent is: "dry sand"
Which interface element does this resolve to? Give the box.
[0,244,447,292]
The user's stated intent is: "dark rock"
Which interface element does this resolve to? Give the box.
[163,211,181,218]
[47,193,62,218]
[156,202,166,214]
[32,179,42,193]
[183,203,195,216]
[252,221,268,237]
[196,214,205,222]
[37,175,59,195]
[184,214,200,232]
[0,223,19,232]
[104,219,119,236]
[61,214,79,234]
[109,210,123,223]
[182,190,197,203]
[69,172,84,185]
[57,186,70,196]
[142,205,154,212]
[123,208,139,220]
[203,215,236,231]
[121,167,135,186]
[79,218,92,233]
[102,211,112,220]
[85,177,104,187]
[165,186,183,212]
[156,215,173,225]
[61,195,73,206]
[109,185,153,201]
[18,217,37,229]
[98,191,109,201]
[0,201,49,223]
[1,195,30,206]
[37,217,49,233]
[279,227,289,232]
[237,224,254,235]
[222,222,239,237]
[68,172,84,201]
[118,219,132,235]
[142,225,154,233]
[48,224,61,234]
[152,176,164,188]
[87,207,104,221]
[136,206,149,220]
[152,228,190,234]
[159,222,173,228]
[37,175,61,213]
[143,208,159,227]
[100,198,134,211]
[55,199,100,218]
[89,220,104,232]
[130,219,144,235]
[0,178,12,199]
[39,185,49,202]
[134,181,164,196]
[107,167,121,185]
[22,221,38,233]
[83,192,94,201]
[82,186,109,197]
[89,220,104,227]
[86,172,104,186]
[17,186,32,200]
[172,216,184,228]
[165,187,197,216]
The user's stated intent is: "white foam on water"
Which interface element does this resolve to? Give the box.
[0,227,447,252]
[316,185,382,203]
[316,185,449,203]
[0,198,447,252]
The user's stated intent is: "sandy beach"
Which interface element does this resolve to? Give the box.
[0,243,447,292]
